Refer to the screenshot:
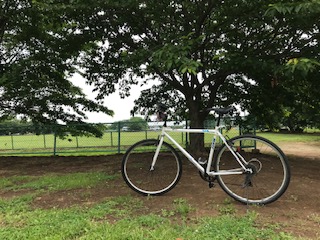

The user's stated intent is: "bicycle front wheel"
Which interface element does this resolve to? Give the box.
[121,139,182,196]
[214,135,290,205]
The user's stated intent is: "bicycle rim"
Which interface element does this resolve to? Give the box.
[122,139,182,195]
[215,135,290,205]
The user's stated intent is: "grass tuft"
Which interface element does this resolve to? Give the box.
[1,172,118,192]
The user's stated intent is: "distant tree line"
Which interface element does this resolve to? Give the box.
[110,117,148,131]
[0,118,106,138]
[0,117,151,136]
[0,119,50,135]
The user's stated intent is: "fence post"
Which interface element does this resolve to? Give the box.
[117,122,121,154]
[53,127,57,156]
[76,136,79,148]
[10,133,14,150]
[181,132,184,145]
[110,131,113,147]
[43,134,47,148]
[185,120,189,147]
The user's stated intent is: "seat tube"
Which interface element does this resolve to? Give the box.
[206,134,217,173]
[150,134,165,171]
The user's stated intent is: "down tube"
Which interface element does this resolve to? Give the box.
[163,132,205,172]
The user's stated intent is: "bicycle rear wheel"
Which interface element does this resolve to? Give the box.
[122,139,182,195]
[214,135,290,205]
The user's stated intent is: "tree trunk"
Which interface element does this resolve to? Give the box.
[187,100,207,157]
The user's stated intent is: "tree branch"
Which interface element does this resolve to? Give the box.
[154,69,184,93]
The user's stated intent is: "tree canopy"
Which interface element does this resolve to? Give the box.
[0,0,113,136]
[77,0,319,149]
[1,0,319,148]
[250,0,320,131]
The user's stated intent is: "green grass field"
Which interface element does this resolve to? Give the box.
[257,132,320,143]
[0,128,319,156]
[0,131,161,155]
[0,130,200,156]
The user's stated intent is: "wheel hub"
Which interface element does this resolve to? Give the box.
[248,158,262,173]
[243,161,260,188]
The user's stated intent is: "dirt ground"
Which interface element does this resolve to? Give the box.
[0,141,319,239]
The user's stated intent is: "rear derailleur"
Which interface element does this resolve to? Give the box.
[243,161,260,188]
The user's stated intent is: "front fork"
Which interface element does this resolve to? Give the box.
[150,134,165,171]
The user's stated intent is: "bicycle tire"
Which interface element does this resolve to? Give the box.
[214,135,290,205]
[121,139,182,195]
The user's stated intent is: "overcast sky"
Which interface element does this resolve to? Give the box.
[69,73,143,123]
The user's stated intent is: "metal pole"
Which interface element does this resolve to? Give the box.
[185,120,189,146]
[10,133,14,150]
[53,127,57,156]
[117,122,121,154]
[43,134,46,148]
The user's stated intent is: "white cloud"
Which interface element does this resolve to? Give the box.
[69,73,142,123]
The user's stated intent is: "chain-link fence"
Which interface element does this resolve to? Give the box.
[0,120,251,156]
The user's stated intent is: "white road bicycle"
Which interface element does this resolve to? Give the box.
[121,107,290,205]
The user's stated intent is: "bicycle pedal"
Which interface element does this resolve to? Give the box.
[208,182,215,188]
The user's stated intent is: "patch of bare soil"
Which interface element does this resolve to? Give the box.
[0,142,319,239]
[278,141,320,160]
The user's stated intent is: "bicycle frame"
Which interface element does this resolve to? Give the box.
[151,126,251,177]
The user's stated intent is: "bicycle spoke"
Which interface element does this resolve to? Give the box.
[215,135,290,205]
[122,139,182,195]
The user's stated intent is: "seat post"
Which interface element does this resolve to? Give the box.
[216,115,221,127]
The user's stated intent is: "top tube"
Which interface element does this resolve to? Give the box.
[162,127,221,134]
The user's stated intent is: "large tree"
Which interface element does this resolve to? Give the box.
[246,1,320,131]
[76,0,318,151]
[2,0,318,148]
[0,0,112,136]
